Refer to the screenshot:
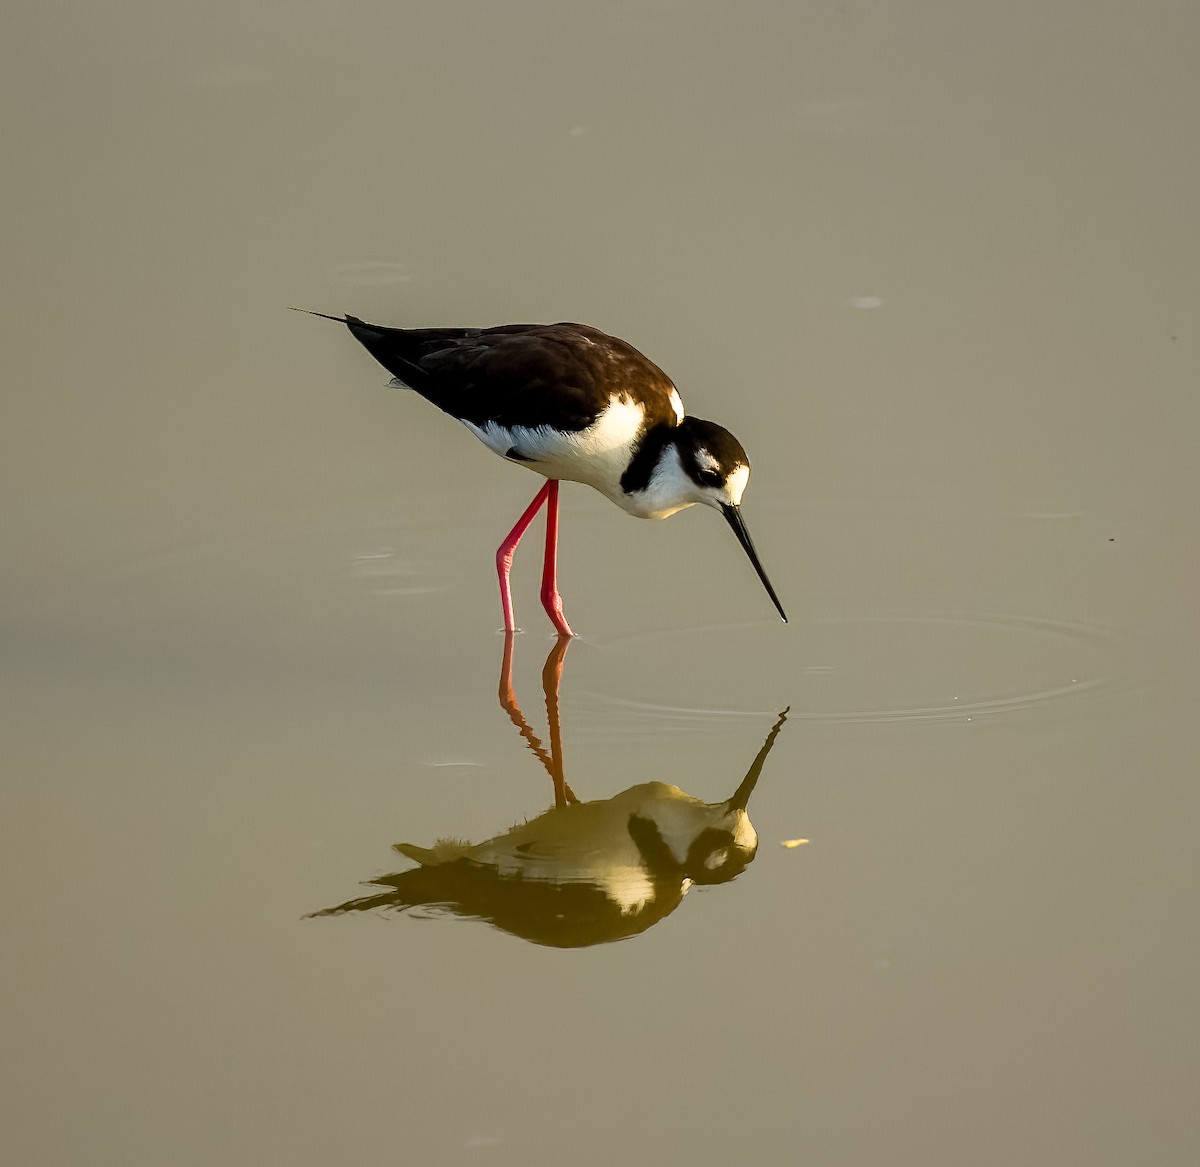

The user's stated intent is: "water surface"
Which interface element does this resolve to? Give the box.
[4,3,1198,1164]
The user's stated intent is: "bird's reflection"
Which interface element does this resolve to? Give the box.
[310,634,788,947]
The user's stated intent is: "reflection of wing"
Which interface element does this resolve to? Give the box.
[392,840,470,866]
[306,859,687,949]
[461,787,666,875]
[344,318,682,433]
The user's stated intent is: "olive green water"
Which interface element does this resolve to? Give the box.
[3,3,1198,1164]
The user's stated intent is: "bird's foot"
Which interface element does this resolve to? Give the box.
[541,589,574,638]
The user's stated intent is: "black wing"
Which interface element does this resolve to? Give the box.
[342,317,681,434]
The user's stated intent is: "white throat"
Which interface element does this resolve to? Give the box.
[621,443,701,519]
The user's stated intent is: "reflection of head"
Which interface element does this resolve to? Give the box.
[628,813,759,887]
[687,825,760,885]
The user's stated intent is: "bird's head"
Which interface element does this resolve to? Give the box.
[670,417,753,511]
[643,418,787,622]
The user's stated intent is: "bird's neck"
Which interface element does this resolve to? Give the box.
[618,431,701,519]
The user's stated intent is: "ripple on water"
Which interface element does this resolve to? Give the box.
[585,612,1137,728]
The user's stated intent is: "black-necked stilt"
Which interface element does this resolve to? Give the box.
[299,311,787,634]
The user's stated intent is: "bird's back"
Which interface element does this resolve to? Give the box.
[345,318,682,434]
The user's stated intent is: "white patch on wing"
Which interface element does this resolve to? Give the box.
[668,387,685,424]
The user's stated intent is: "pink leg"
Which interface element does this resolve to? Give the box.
[496,481,552,632]
[539,480,574,637]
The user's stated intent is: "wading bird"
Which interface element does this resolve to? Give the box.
[301,312,786,634]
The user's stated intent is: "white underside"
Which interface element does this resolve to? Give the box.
[463,395,661,516]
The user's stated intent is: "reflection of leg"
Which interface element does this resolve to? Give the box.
[496,628,580,803]
[542,635,579,806]
[539,480,574,637]
[496,481,552,632]
[498,629,555,777]
[498,629,519,712]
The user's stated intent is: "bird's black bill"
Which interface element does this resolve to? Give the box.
[722,505,788,623]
